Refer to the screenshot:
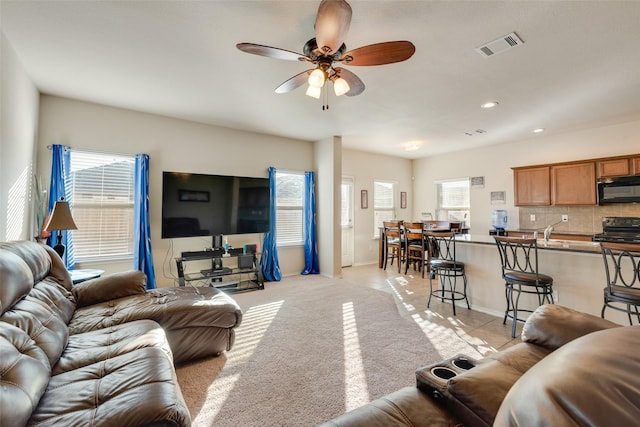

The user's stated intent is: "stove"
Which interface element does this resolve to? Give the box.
[593,217,640,243]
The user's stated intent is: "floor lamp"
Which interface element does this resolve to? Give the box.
[45,199,78,258]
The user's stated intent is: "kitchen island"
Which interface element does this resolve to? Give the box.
[445,234,627,326]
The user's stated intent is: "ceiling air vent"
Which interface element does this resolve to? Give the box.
[475,32,523,58]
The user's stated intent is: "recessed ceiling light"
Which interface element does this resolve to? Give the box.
[480,101,499,109]
[403,141,423,151]
[532,128,545,133]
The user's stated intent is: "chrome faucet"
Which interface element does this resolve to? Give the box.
[542,220,563,242]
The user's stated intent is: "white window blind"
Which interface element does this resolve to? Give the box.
[70,151,135,260]
[436,178,471,227]
[275,171,304,246]
[374,180,395,237]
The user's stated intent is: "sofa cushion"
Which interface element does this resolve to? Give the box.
[0,241,51,286]
[29,346,191,426]
[53,319,173,375]
[70,286,242,363]
[0,250,34,315]
[72,270,147,308]
[1,281,72,369]
[494,325,640,427]
[0,325,50,427]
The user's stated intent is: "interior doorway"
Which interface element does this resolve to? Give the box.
[341,177,354,267]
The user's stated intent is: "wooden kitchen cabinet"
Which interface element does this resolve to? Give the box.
[513,153,639,206]
[551,162,596,205]
[597,158,631,178]
[514,166,550,206]
[632,157,640,175]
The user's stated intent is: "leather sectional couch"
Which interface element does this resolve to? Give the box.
[0,240,242,426]
[322,304,640,426]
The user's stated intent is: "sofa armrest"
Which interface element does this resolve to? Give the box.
[521,304,620,350]
[72,270,147,308]
[319,386,461,427]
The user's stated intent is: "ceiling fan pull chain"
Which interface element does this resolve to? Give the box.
[323,83,329,110]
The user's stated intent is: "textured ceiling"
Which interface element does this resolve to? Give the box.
[2,0,640,159]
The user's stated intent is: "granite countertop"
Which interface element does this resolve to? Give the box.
[455,233,601,254]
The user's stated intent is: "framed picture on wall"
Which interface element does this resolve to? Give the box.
[401,192,407,209]
[361,190,368,209]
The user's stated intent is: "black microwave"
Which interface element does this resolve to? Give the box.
[597,176,640,204]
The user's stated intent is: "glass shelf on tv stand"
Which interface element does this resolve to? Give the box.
[175,252,264,294]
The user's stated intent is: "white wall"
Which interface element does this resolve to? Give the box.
[0,32,40,242]
[342,149,413,266]
[413,119,640,234]
[36,95,314,286]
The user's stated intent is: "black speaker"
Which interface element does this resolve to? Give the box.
[244,244,257,254]
[238,254,254,269]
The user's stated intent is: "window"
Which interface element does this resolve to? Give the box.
[70,150,135,261]
[436,178,470,227]
[373,180,396,237]
[275,171,304,246]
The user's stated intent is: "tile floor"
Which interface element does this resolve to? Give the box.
[341,263,521,354]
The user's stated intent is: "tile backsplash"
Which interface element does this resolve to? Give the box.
[519,204,640,234]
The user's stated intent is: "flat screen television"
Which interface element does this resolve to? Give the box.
[161,171,270,239]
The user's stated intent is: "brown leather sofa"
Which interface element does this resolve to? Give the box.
[0,240,242,427]
[322,304,640,426]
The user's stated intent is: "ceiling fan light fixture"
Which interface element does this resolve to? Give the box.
[306,85,322,99]
[333,77,350,96]
[308,68,326,88]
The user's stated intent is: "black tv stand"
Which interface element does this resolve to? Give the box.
[175,249,264,294]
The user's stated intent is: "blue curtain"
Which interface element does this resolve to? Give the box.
[260,166,281,281]
[134,154,156,289]
[48,144,75,269]
[301,171,319,274]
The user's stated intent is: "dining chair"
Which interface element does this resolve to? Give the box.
[403,221,428,277]
[383,220,404,273]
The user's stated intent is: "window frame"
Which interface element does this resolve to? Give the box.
[275,170,305,247]
[69,150,136,262]
[373,180,397,238]
[435,177,471,228]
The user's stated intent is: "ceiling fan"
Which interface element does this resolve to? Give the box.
[236,0,415,104]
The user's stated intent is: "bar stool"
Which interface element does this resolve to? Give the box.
[426,231,469,315]
[383,220,404,273]
[494,236,554,338]
[403,221,428,277]
[600,242,640,324]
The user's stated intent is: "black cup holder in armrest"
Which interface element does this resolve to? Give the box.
[416,354,477,401]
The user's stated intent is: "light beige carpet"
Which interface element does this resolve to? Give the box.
[175,267,510,426]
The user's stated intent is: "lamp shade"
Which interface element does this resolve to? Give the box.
[308,68,326,88]
[45,201,78,232]
[306,85,322,99]
[333,77,350,96]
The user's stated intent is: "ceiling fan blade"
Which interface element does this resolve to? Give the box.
[333,67,364,96]
[236,43,308,62]
[315,0,352,55]
[339,41,416,66]
[275,70,313,94]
